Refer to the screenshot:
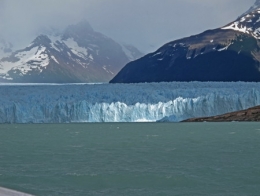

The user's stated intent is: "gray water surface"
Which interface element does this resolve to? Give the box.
[0,123,259,196]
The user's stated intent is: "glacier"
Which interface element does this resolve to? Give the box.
[1,82,260,123]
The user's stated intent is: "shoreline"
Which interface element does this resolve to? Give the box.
[182,105,260,122]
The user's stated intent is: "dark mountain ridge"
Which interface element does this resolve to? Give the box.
[110,0,260,83]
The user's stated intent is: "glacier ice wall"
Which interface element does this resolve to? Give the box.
[0,82,260,123]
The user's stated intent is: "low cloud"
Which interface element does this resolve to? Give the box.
[0,0,255,52]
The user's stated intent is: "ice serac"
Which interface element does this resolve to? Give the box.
[1,82,260,123]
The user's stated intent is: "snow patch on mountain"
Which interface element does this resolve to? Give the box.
[50,42,61,52]
[120,43,144,61]
[0,46,49,77]
[51,55,59,64]
[63,38,89,59]
[0,21,144,82]
[121,44,135,61]
[222,22,250,34]
[222,7,260,39]
[240,0,260,17]
[218,43,232,51]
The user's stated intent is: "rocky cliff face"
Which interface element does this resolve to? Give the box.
[110,1,260,83]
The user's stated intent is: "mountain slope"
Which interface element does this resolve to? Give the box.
[240,0,260,17]
[110,1,260,83]
[0,21,143,83]
[182,105,260,122]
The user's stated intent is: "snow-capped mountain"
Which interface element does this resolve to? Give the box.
[0,21,143,83]
[240,0,260,17]
[110,0,260,83]
[223,1,260,38]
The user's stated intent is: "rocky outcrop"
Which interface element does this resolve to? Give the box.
[182,105,260,122]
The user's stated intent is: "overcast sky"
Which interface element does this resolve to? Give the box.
[0,0,255,52]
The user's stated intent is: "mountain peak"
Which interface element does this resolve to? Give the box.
[222,2,260,39]
[240,0,260,17]
[32,35,51,46]
[0,20,143,83]
[252,0,260,8]
[72,20,94,32]
[63,20,94,39]
[110,0,260,84]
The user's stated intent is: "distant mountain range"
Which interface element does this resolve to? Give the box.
[0,21,143,83]
[110,0,260,83]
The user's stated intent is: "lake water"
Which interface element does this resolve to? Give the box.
[0,123,259,196]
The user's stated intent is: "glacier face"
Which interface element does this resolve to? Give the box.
[1,82,260,123]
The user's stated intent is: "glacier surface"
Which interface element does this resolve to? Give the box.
[1,82,260,123]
